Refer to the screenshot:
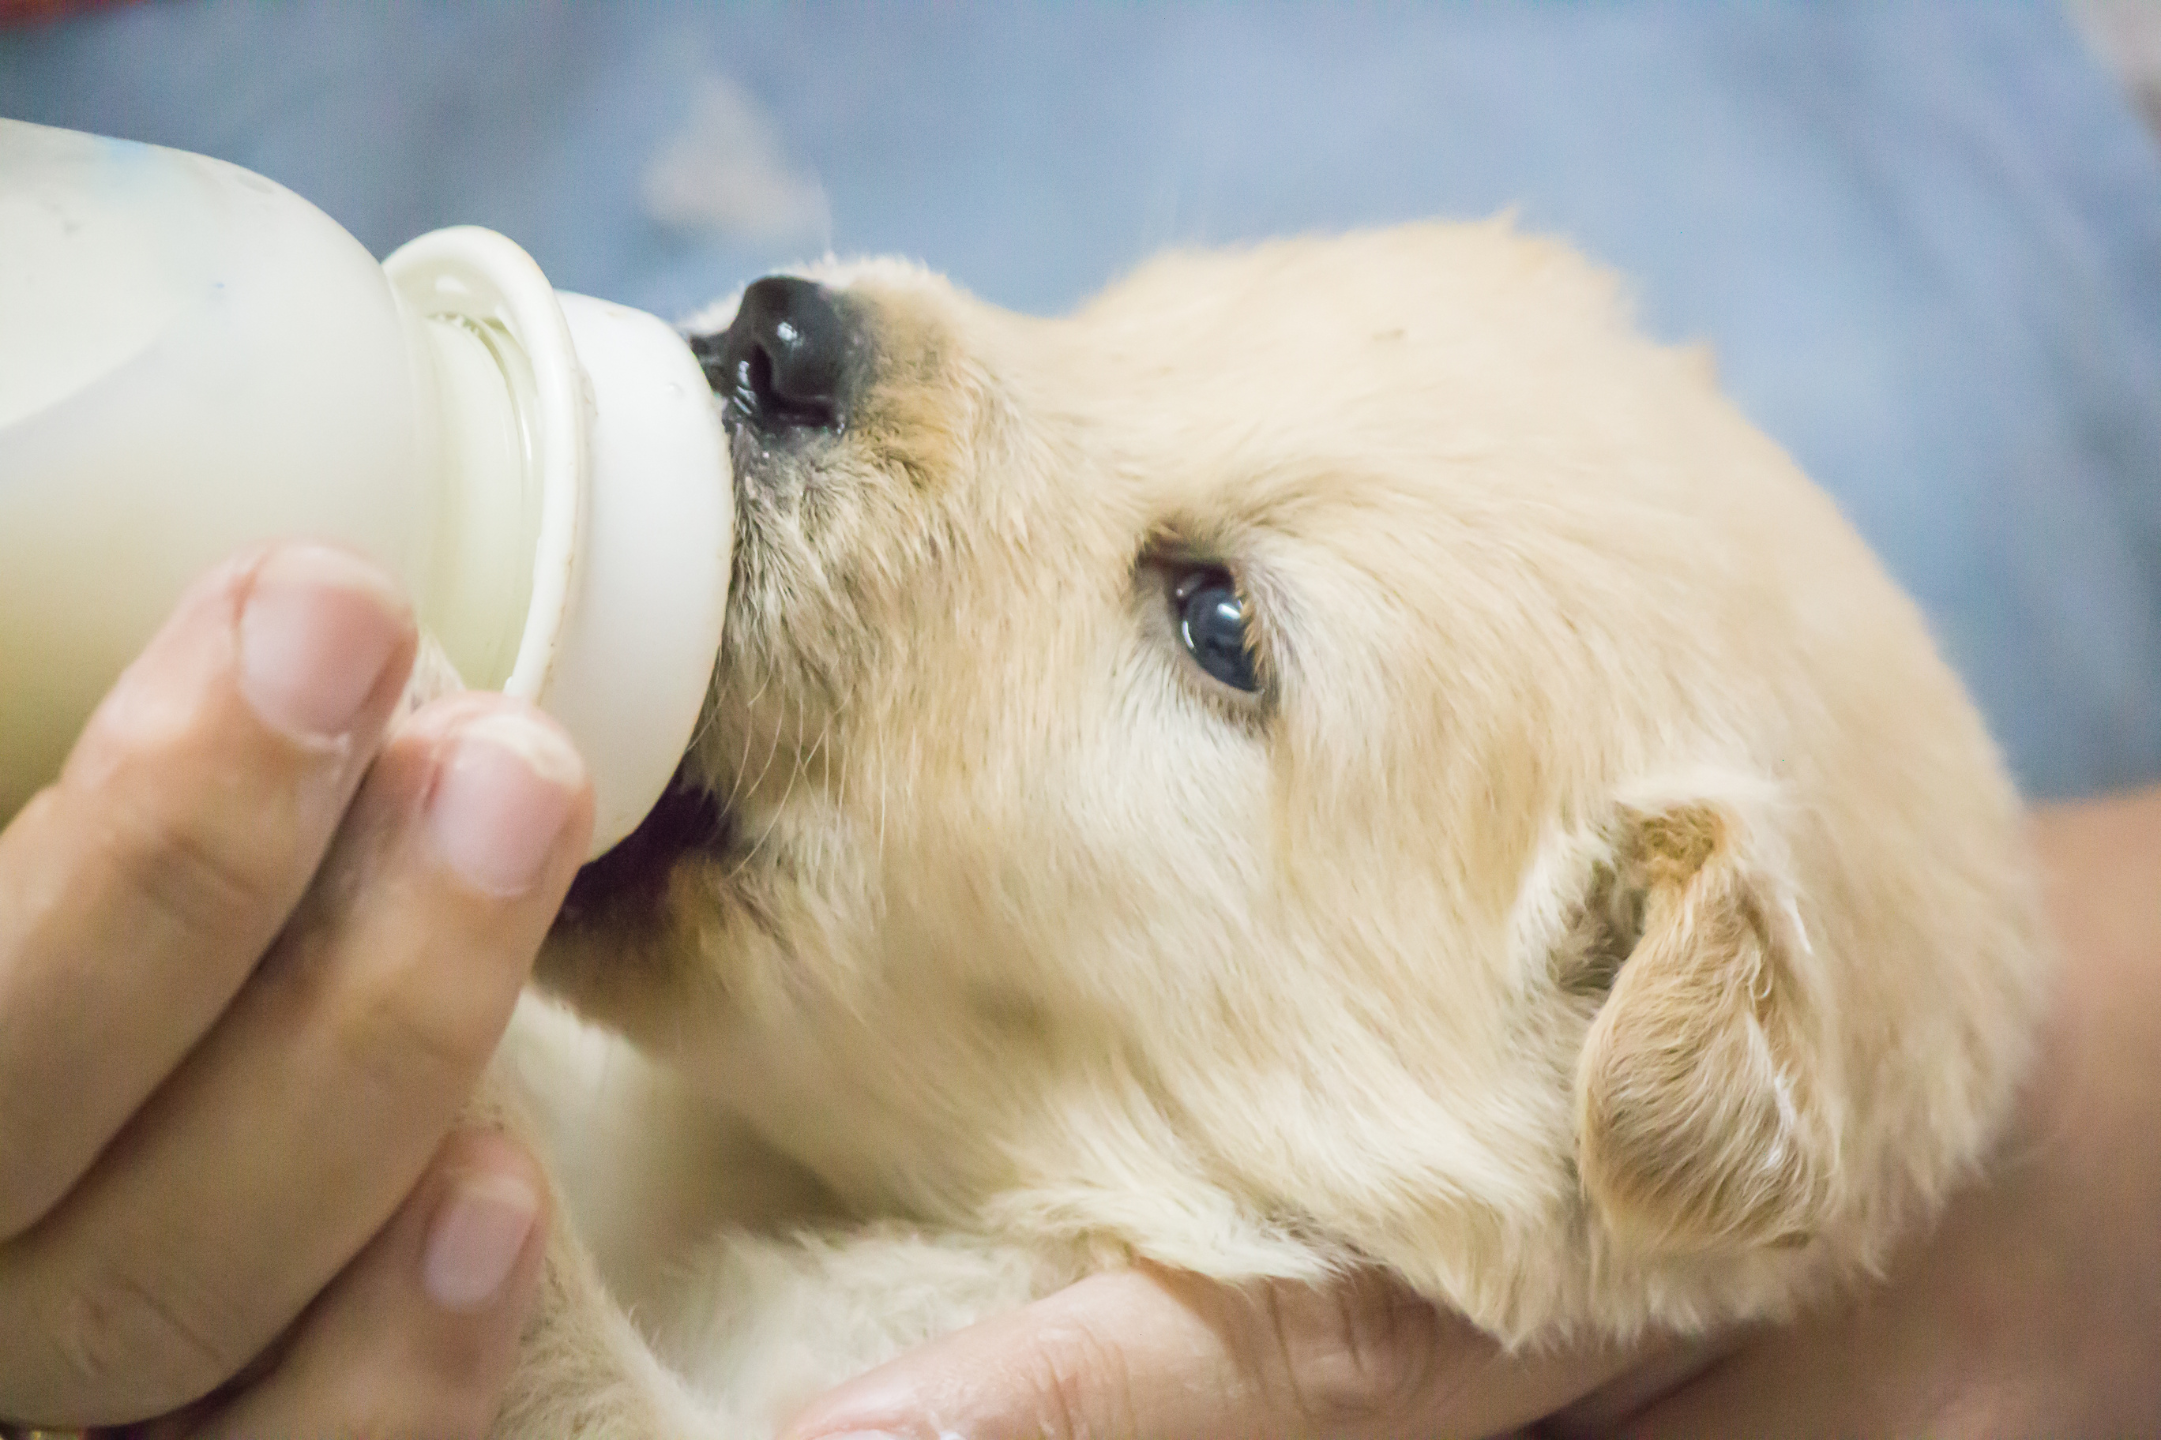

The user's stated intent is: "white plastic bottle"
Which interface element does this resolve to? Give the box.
[0,119,732,855]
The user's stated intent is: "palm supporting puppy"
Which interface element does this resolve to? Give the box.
[493,221,2047,1433]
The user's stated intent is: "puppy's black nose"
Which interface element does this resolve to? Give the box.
[690,276,864,436]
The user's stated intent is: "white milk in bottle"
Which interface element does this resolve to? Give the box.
[0,119,732,853]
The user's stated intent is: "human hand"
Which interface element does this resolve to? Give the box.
[780,1260,1671,1440]
[784,790,2161,1440]
[0,544,592,1436]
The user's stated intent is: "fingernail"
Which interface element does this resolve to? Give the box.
[423,1170,540,1313]
[426,710,584,895]
[239,545,408,741]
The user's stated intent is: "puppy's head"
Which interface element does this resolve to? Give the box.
[544,225,2044,1339]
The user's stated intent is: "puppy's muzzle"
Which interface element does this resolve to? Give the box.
[691,276,867,441]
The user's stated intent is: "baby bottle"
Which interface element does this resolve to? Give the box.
[0,119,732,854]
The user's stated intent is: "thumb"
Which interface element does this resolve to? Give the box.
[782,1262,1634,1440]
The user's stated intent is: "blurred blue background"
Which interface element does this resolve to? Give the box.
[5,1,2159,798]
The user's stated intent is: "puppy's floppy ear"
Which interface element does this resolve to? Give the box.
[1560,785,1838,1254]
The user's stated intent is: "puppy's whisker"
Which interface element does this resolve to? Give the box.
[761,689,826,863]
[738,681,791,826]
[683,684,727,756]
[828,698,855,828]
[797,714,834,806]
[715,665,777,819]
[718,719,757,819]
[729,688,802,882]
[873,752,888,872]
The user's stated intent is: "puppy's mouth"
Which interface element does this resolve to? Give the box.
[557,761,732,930]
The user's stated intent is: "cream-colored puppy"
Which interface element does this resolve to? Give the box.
[488,222,2047,1434]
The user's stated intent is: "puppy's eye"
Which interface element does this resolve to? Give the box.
[1171,568,1259,692]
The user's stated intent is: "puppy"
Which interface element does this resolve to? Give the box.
[489,221,2047,1434]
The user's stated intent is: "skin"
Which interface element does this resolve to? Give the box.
[0,544,590,1438]
[783,786,2161,1439]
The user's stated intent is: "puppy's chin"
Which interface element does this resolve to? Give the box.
[555,761,731,936]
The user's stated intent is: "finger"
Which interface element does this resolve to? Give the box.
[0,544,415,1239]
[783,1264,1645,1440]
[0,698,591,1425]
[163,1129,548,1440]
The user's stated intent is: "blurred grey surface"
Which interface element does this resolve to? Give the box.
[5,0,2159,798]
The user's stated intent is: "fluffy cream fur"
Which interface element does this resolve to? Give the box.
[491,221,2048,1434]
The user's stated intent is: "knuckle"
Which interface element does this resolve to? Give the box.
[332,944,505,1095]
[1265,1273,1450,1425]
[349,1379,500,1440]
[1014,1318,1140,1440]
[98,783,291,939]
[45,1258,248,1417]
